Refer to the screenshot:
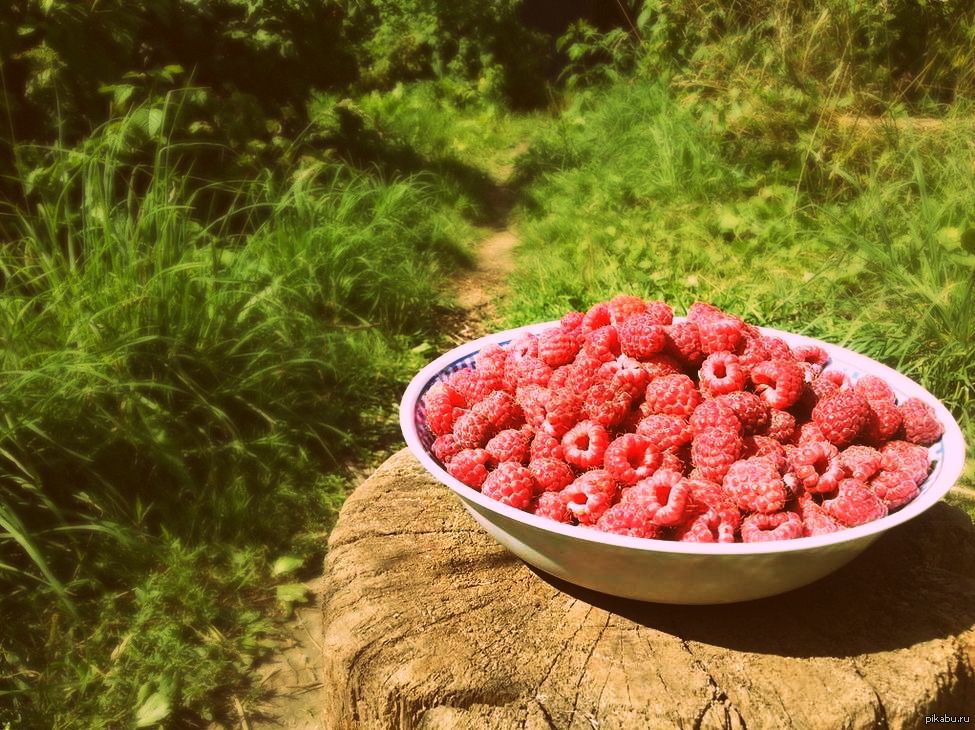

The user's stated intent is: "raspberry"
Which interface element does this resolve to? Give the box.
[447,448,492,488]
[623,470,690,526]
[870,470,920,510]
[644,374,701,418]
[604,434,662,485]
[644,300,674,325]
[791,344,829,367]
[880,440,931,484]
[563,470,618,524]
[475,343,508,380]
[764,409,796,442]
[812,390,871,447]
[854,374,896,404]
[723,456,788,513]
[797,361,824,384]
[796,421,826,444]
[618,314,666,359]
[507,355,553,388]
[596,501,661,538]
[581,382,631,429]
[452,411,493,449]
[823,478,887,527]
[485,428,531,464]
[581,303,612,333]
[689,398,742,436]
[446,367,494,405]
[759,336,794,361]
[837,445,882,481]
[751,358,804,409]
[508,332,539,360]
[859,398,903,445]
[716,391,769,435]
[687,479,740,542]
[432,434,463,464]
[698,351,747,396]
[686,301,724,323]
[691,428,743,483]
[798,498,841,537]
[560,311,584,334]
[529,457,575,493]
[743,435,787,472]
[660,448,687,474]
[663,321,704,367]
[740,512,803,542]
[641,353,684,382]
[788,441,843,494]
[636,415,693,451]
[607,357,650,398]
[607,294,647,325]
[899,398,944,446]
[472,390,523,432]
[515,385,548,428]
[821,370,851,390]
[562,420,610,469]
[697,313,744,354]
[583,325,621,363]
[551,361,597,394]
[541,387,583,438]
[532,491,571,523]
[482,461,536,509]
[530,431,563,461]
[423,383,466,436]
[675,511,720,542]
[538,328,580,367]
[735,334,769,371]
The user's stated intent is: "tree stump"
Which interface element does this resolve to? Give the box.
[321,449,975,729]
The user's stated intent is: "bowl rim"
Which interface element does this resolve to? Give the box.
[400,319,966,555]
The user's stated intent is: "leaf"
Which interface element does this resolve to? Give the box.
[961,227,975,255]
[271,555,303,577]
[276,583,310,605]
[135,690,171,727]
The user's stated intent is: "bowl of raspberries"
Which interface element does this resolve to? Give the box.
[400,296,964,604]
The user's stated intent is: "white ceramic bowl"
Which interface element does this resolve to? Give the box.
[400,320,966,604]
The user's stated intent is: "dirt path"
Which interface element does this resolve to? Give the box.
[248,162,521,730]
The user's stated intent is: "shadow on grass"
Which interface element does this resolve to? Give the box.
[532,502,975,658]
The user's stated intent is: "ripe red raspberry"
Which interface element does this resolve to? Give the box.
[788,441,843,494]
[675,511,720,542]
[743,435,787,472]
[796,421,826,444]
[604,434,662,485]
[596,501,661,538]
[759,335,794,361]
[686,301,724,323]
[660,448,686,474]
[618,314,666,359]
[636,415,693,451]
[812,390,871,447]
[797,361,824,384]
[607,357,650,398]
[581,382,631,429]
[837,445,882,481]
[446,367,494,405]
[532,491,571,523]
[472,390,523,432]
[691,428,743,483]
[687,479,740,542]
[798,497,841,537]
[716,391,769,435]
[641,354,684,382]
[870,470,920,510]
[581,302,612,333]
[791,344,829,367]
[529,458,575,493]
[560,311,584,335]
[854,374,896,404]
[751,358,804,409]
[723,456,788,513]
[698,351,747,396]
[538,328,580,367]
[563,470,618,524]
[508,332,539,360]
[507,355,553,388]
[432,434,463,464]
[899,398,944,446]
[423,383,467,436]
[475,343,508,380]
[447,448,492,488]
[530,431,563,461]
[553,360,597,394]
[663,321,704,367]
[452,411,493,449]
[541,387,583,438]
[562,420,610,469]
[689,398,742,436]
[697,313,744,354]
[740,512,803,542]
[583,325,621,363]
[821,370,851,390]
[880,440,931,484]
[623,470,690,526]
[485,428,531,464]
[515,385,548,428]
[859,398,903,445]
[644,373,701,418]
[764,409,796,443]
[823,478,887,526]
[735,334,769,371]
[644,300,674,325]
[607,294,647,325]
[482,461,537,509]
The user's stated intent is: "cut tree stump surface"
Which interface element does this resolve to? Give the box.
[321,449,975,729]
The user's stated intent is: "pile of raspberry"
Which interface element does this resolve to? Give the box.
[421,296,945,543]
